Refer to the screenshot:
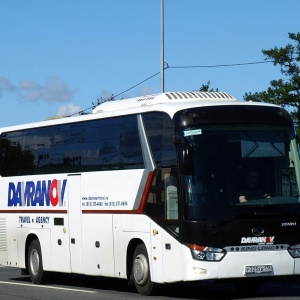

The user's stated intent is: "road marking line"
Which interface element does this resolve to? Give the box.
[0,281,97,294]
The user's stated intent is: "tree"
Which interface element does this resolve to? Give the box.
[198,81,219,92]
[79,94,115,115]
[244,32,300,132]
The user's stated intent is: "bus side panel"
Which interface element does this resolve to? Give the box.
[150,221,183,283]
[16,227,26,269]
[0,250,8,267]
[5,216,18,268]
[50,214,71,273]
[81,214,114,277]
[0,174,70,272]
[113,214,151,280]
[81,170,145,211]
[67,174,83,274]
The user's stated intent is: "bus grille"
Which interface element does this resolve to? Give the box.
[0,218,7,252]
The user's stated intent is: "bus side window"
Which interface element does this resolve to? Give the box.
[142,112,177,167]
[165,168,178,220]
[144,168,179,235]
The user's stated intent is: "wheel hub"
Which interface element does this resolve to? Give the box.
[30,249,39,276]
[133,254,148,285]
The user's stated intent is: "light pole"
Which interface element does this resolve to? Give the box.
[160,0,164,93]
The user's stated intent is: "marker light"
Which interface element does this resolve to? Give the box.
[288,244,300,258]
[186,243,226,261]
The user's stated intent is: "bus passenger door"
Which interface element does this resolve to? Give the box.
[67,174,83,273]
[50,216,71,273]
[147,168,183,283]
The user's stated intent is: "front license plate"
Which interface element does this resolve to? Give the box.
[245,265,273,275]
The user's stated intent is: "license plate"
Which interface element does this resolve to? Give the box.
[245,265,273,274]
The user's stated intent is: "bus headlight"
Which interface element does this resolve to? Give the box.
[186,243,226,261]
[288,244,300,258]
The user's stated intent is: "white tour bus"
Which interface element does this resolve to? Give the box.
[1,91,300,295]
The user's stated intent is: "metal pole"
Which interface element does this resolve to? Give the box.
[160,0,164,93]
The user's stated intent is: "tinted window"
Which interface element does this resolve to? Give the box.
[142,112,176,167]
[0,115,144,176]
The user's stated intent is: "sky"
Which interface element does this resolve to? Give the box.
[1,0,300,127]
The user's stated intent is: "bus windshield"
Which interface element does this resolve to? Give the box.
[180,126,300,221]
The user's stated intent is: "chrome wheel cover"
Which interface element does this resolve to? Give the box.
[133,254,149,286]
[29,249,40,276]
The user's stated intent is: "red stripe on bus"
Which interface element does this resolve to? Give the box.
[0,210,67,214]
[82,171,154,214]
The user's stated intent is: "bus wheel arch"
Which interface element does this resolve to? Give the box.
[127,240,157,295]
[26,236,48,284]
[126,238,142,283]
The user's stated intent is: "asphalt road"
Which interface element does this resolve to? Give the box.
[1,266,300,300]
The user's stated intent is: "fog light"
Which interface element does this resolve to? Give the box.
[193,267,207,274]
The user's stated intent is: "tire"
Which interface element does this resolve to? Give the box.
[28,239,48,284]
[132,243,157,296]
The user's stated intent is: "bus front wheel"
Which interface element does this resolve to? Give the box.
[28,239,48,284]
[132,243,156,295]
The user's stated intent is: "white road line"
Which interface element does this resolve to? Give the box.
[0,281,97,294]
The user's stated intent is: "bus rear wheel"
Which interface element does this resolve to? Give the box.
[132,243,156,296]
[28,239,48,284]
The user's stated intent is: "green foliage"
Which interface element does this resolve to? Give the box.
[80,94,115,115]
[244,32,300,132]
[92,94,115,109]
[199,81,219,92]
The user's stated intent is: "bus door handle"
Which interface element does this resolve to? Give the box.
[71,238,75,244]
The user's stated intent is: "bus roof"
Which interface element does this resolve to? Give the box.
[92,91,237,113]
[0,91,280,133]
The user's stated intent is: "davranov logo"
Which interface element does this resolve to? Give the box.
[251,227,264,237]
[241,227,274,244]
[8,179,67,207]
